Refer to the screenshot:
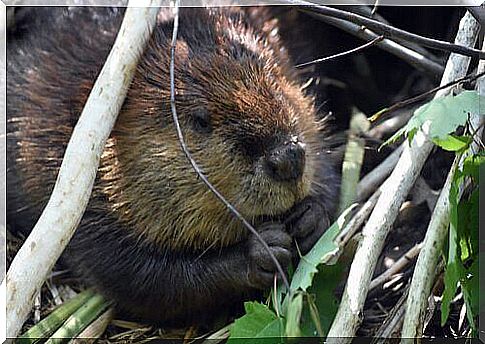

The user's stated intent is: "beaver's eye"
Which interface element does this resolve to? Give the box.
[192,109,212,134]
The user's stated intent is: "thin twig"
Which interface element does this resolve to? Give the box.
[367,110,413,140]
[303,10,443,76]
[3,2,160,338]
[369,243,423,291]
[372,287,409,341]
[326,11,480,343]
[168,0,290,291]
[292,2,485,59]
[296,36,384,68]
[370,70,485,122]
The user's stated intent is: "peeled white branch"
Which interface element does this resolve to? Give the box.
[401,24,484,340]
[400,156,457,340]
[3,2,159,338]
[336,189,380,246]
[326,11,480,343]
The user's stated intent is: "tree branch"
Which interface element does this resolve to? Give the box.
[339,5,440,63]
[356,144,403,202]
[3,2,160,337]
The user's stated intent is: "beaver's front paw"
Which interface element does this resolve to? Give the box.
[285,197,331,255]
[247,223,292,289]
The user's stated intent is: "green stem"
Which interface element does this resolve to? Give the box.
[44,293,109,344]
[18,290,95,344]
[339,112,370,214]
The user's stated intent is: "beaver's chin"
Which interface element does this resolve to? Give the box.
[237,179,311,218]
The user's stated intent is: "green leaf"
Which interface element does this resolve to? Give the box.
[462,153,485,181]
[461,258,479,330]
[414,91,482,140]
[277,206,354,339]
[441,258,462,325]
[433,134,472,152]
[382,91,484,147]
[300,262,346,337]
[227,302,284,343]
[457,189,478,261]
[441,154,481,328]
[460,188,479,330]
[289,205,355,293]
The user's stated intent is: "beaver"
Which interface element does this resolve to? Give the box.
[7,6,338,325]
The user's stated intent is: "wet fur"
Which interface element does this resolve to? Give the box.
[7,7,338,325]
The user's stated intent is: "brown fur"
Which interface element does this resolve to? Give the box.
[8,6,338,324]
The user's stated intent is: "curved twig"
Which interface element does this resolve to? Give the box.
[168,0,290,291]
[296,35,384,68]
[303,10,443,76]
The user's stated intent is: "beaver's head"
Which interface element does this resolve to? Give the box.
[100,8,330,250]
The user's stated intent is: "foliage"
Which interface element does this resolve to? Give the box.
[441,153,482,332]
[227,302,284,343]
[299,262,346,337]
[288,205,355,293]
[383,90,484,147]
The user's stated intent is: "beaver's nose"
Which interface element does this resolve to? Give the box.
[264,142,305,182]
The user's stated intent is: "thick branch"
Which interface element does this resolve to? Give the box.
[326,11,480,343]
[3,2,159,338]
